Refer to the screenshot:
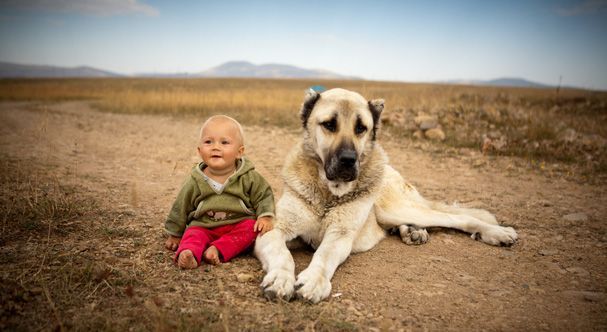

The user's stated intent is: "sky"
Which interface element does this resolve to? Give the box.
[0,0,606,90]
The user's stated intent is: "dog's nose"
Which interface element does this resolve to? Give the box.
[338,150,357,167]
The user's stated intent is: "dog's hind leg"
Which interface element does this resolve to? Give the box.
[426,200,498,225]
[394,225,429,245]
[377,205,517,246]
[376,165,516,246]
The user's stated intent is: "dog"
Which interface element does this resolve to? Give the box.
[254,88,517,303]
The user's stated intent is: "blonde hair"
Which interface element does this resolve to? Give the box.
[199,115,245,145]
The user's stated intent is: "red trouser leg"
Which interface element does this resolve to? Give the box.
[211,219,257,262]
[175,226,215,265]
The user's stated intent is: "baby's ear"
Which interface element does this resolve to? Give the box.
[238,145,245,157]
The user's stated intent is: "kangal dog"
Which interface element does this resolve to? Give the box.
[254,88,517,303]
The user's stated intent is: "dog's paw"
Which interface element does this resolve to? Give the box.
[472,225,518,246]
[295,267,331,304]
[398,225,429,245]
[260,268,295,302]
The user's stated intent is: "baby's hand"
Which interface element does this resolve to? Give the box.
[254,216,274,236]
[165,235,181,251]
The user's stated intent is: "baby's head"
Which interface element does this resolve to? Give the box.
[197,115,245,173]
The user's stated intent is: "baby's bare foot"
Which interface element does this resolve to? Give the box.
[203,246,221,265]
[177,250,198,269]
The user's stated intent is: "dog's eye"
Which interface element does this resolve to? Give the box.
[321,119,337,132]
[355,122,367,135]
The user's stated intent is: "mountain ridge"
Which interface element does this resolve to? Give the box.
[196,61,360,80]
[0,61,121,78]
[0,60,572,90]
[444,77,551,88]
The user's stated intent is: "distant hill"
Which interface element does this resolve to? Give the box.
[0,61,572,90]
[0,62,121,78]
[444,77,551,89]
[196,61,360,80]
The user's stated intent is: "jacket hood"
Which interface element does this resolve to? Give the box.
[193,157,255,182]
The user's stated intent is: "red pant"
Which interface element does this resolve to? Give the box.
[175,219,257,264]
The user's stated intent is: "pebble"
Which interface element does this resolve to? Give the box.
[566,267,590,276]
[347,306,363,316]
[538,249,558,256]
[544,262,567,275]
[473,159,487,168]
[236,273,255,283]
[563,213,588,222]
[424,128,446,141]
[414,115,438,130]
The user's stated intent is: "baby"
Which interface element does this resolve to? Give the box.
[164,115,274,268]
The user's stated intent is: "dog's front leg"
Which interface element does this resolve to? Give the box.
[295,199,373,303]
[295,227,355,303]
[254,228,296,301]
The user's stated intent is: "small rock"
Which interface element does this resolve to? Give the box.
[566,267,590,276]
[487,130,502,139]
[424,128,446,141]
[413,130,424,139]
[558,128,578,143]
[472,159,487,168]
[563,213,588,222]
[383,112,407,127]
[347,306,363,316]
[414,115,438,130]
[537,199,552,207]
[538,249,558,256]
[236,273,255,283]
[544,262,567,274]
[481,135,507,154]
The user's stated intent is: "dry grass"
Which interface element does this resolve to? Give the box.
[0,154,361,331]
[0,77,606,176]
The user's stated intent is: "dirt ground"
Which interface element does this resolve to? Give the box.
[1,101,606,331]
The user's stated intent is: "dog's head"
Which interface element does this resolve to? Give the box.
[300,88,384,183]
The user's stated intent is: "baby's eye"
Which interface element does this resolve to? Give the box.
[203,140,212,144]
[221,140,230,145]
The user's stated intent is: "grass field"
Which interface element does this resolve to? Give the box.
[1,77,606,177]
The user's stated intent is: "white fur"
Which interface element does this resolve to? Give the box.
[255,88,517,303]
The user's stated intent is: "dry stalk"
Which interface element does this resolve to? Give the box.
[42,282,65,331]
[31,217,53,279]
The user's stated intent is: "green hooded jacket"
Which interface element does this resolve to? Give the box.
[165,158,275,237]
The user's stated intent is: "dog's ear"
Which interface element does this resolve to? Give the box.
[368,99,384,139]
[300,89,321,129]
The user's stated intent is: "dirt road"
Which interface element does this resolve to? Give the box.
[1,101,606,331]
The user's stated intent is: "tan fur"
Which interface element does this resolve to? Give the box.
[255,88,517,303]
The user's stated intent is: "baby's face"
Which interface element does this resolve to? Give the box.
[197,120,244,174]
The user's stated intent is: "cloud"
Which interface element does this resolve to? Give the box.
[555,0,607,16]
[0,0,159,17]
